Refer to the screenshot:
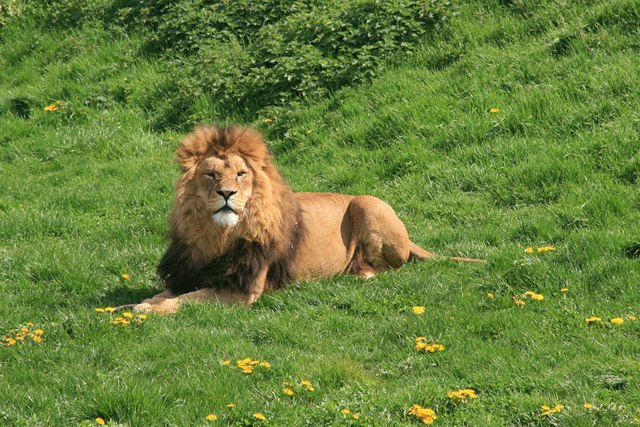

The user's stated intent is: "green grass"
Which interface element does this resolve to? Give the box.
[2,0,640,425]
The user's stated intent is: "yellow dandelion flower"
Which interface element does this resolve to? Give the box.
[487,293,494,299]
[264,118,273,123]
[121,274,130,280]
[524,247,534,254]
[489,108,500,113]
[205,414,218,421]
[628,315,637,321]
[241,366,254,374]
[537,246,557,253]
[561,288,569,293]
[27,322,34,326]
[95,308,105,313]
[259,362,271,368]
[34,329,44,335]
[415,336,426,342]
[611,317,624,325]
[408,405,437,424]
[412,306,426,315]
[305,385,315,391]
[531,293,544,301]
[137,314,148,320]
[122,312,134,319]
[341,408,351,415]
[352,414,360,420]
[31,335,43,343]
[514,298,525,307]
[300,380,312,387]
[96,418,106,425]
[20,327,29,333]
[254,413,267,421]
[222,360,232,366]
[104,307,115,313]
[283,388,294,396]
[586,316,602,324]
[584,403,593,409]
[44,103,59,111]
[226,404,236,409]
[540,404,564,416]
[5,337,16,346]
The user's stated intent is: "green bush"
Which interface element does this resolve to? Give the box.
[156,0,454,112]
[11,0,454,126]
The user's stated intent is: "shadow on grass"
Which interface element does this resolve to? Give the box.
[93,285,164,308]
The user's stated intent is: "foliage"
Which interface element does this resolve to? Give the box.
[8,0,454,127]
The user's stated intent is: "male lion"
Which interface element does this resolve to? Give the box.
[134,126,481,314]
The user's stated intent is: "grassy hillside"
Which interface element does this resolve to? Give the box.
[1,0,640,425]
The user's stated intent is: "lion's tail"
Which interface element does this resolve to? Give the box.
[409,241,485,263]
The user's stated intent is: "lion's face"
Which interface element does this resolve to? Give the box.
[194,154,254,228]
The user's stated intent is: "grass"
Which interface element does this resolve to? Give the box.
[1,0,640,425]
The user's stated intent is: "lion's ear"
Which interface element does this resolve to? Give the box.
[176,127,219,172]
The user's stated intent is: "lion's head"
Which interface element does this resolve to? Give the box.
[158,126,303,295]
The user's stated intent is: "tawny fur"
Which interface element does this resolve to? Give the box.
[134,126,482,314]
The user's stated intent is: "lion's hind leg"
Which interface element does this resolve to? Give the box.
[347,195,413,277]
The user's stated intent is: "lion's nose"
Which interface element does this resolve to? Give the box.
[217,190,237,200]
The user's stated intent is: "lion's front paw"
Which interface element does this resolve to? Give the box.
[134,299,179,315]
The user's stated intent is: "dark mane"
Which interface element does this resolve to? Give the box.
[157,210,306,295]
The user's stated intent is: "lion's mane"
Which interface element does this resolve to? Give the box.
[156,126,305,295]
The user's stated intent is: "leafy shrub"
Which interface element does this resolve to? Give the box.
[11,0,454,127]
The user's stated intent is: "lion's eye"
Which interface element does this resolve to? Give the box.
[204,172,216,179]
[237,171,247,178]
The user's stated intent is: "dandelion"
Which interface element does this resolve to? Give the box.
[341,408,351,415]
[283,388,294,396]
[487,293,494,299]
[95,418,106,425]
[540,404,564,416]
[489,108,500,113]
[448,389,478,401]
[222,360,232,366]
[584,403,593,409]
[415,338,445,353]
[525,291,544,301]
[300,380,315,391]
[241,365,254,374]
[104,307,115,313]
[205,414,218,421]
[31,335,43,343]
[121,274,130,280]
[4,337,17,346]
[137,314,148,320]
[259,362,271,368]
[95,308,105,313]
[561,288,569,293]
[254,413,267,421]
[524,247,535,254]
[586,316,602,324]
[610,317,624,325]
[412,306,426,315]
[408,405,437,424]
[628,315,637,321]
[513,297,525,307]
[123,312,134,319]
[264,118,273,123]
[226,404,236,409]
[44,103,59,111]
[537,246,556,253]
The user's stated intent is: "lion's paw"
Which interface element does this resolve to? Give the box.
[134,299,179,315]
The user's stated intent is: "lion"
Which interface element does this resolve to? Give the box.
[133,126,482,314]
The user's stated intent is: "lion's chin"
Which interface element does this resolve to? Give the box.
[212,210,240,228]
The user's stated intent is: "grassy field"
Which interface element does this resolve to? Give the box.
[1,0,640,425]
